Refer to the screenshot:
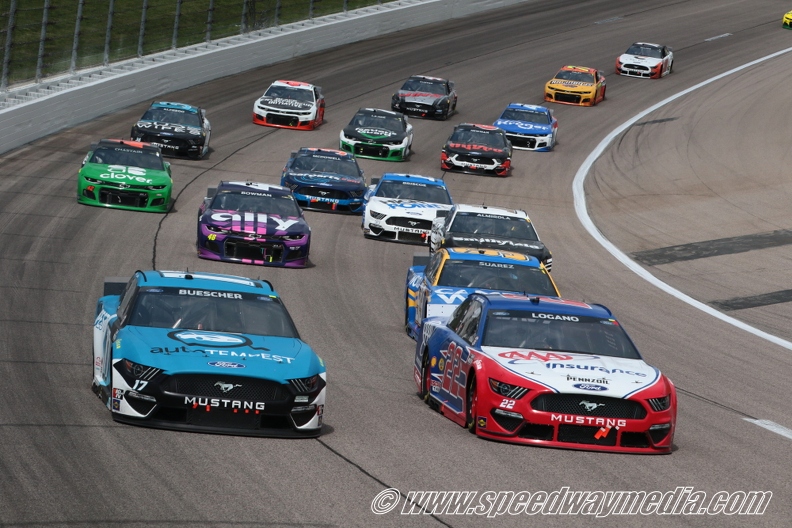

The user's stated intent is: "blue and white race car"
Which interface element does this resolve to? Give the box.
[493,103,557,151]
[405,247,559,340]
[362,173,453,244]
[280,148,366,214]
[91,270,326,437]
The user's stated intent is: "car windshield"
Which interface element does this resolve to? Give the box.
[482,310,641,359]
[210,191,301,216]
[437,261,557,295]
[400,78,447,95]
[626,45,663,58]
[449,128,506,148]
[128,287,299,337]
[140,107,202,127]
[290,155,362,179]
[352,113,405,132]
[499,108,550,124]
[450,213,538,240]
[89,146,165,170]
[375,180,452,204]
[263,85,314,102]
[554,70,595,83]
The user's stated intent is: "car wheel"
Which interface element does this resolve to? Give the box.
[403,145,411,160]
[188,149,202,160]
[419,351,431,401]
[466,374,478,434]
[404,295,411,332]
[668,61,673,74]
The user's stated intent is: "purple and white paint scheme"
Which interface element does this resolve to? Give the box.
[196,181,310,267]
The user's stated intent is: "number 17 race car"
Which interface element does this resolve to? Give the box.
[92,270,326,437]
[415,292,676,453]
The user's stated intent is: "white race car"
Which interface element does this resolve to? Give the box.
[429,203,553,270]
[362,173,453,244]
[252,80,325,130]
[615,42,673,79]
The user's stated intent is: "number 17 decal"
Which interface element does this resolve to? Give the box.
[132,380,148,391]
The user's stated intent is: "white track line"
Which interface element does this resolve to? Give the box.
[743,419,792,442]
[573,45,792,351]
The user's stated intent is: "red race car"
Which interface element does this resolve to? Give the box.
[414,292,676,453]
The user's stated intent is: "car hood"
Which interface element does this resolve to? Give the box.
[256,96,315,111]
[118,327,322,381]
[200,209,309,236]
[368,197,452,217]
[444,141,509,157]
[480,347,660,398]
[343,125,406,142]
[80,163,171,186]
[444,234,546,255]
[396,91,443,105]
[619,53,663,67]
[493,119,552,135]
[132,120,202,137]
[283,171,365,190]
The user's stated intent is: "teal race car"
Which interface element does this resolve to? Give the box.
[92,270,327,437]
[77,139,172,212]
[339,108,413,161]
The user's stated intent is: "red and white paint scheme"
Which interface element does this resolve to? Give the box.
[615,42,674,79]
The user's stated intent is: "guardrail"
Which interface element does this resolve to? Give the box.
[0,0,532,155]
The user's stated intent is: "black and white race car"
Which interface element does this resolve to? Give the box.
[130,101,211,159]
[441,124,512,176]
[391,75,457,120]
[429,204,553,270]
[252,80,325,130]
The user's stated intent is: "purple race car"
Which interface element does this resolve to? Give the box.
[196,181,311,267]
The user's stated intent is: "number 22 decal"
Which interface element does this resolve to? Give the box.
[499,399,515,409]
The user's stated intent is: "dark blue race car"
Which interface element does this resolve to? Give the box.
[281,148,366,214]
[92,270,326,437]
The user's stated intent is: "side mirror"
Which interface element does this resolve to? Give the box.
[370,177,380,186]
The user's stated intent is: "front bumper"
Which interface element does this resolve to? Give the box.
[77,178,171,213]
[197,227,309,267]
[252,107,318,130]
[292,188,364,214]
[441,152,510,176]
[544,88,597,106]
[363,212,432,244]
[504,132,554,151]
[392,101,448,119]
[472,390,674,454]
[132,132,204,157]
[340,136,409,161]
[107,365,325,438]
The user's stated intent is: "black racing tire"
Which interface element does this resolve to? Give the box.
[419,351,431,401]
[466,374,478,434]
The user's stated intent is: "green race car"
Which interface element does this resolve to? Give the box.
[77,139,172,212]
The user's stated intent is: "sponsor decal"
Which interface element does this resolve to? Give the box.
[207,361,246,369]
[430,357,437,368]
[448,143,504,153]
[136,121,201,135]
[169,331,247,346]
[545,363,645,376]
[574,383,608,392]
[477,417,487,428]
[381,200,442,210]
[209,212,299,232]
[594,426,612,439]
[94,357,103,368]
[112,399,121,411]
[434,288,469,305]
[550,414,626,428]
[430,380,441,393]
[96,165,154,184]
[451,237,541,250]
[355,127,395,137]
[112,388,124,399]
[263,97,312,108]
[178,290,243,299]
[438,358,445,372]
[499,351,577,363]
[567,375,609,385]
[496,120,546,131]
[185,396,265,410]
[401,182,428,187]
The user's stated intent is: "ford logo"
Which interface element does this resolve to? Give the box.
[208,361,245,369]
[574,383,608,392]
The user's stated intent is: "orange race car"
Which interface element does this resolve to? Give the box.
[544,66,606,107]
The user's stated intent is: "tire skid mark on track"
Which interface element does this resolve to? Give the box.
[316,438,454,527]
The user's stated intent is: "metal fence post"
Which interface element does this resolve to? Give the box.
[343,0,348,13]
[138,0,148,57]
[35,0,51,82]
[104,0,115,66]
[70,0,84,73]
[172,0,182,49]
[309,0,313,20]
[206,0,215,42]
[241,0,248,34]
[1,0,18,89]
[275,0,280,26]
